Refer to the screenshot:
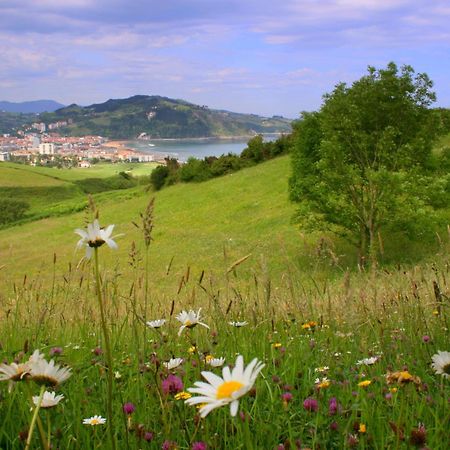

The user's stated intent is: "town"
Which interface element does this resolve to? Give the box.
[0,123,159,167]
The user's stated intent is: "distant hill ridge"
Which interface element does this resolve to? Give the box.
[38,95,292,139]
[0,100,65,114]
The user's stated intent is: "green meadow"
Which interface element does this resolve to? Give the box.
[0,155,449,449]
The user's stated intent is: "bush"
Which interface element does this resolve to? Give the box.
[150,165,170,190]
[0,198,29,224]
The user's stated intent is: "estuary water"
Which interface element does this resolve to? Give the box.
[125,136,278,162]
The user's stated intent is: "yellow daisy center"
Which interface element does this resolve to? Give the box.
[91,418,100,425]
[217,381,244,399]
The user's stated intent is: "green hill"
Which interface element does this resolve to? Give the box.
[0,156,308,288]
[36,95,292,139]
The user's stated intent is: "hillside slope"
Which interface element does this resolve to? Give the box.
[0,156,306,287]
[37,95,292,139]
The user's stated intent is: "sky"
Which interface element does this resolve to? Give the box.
[1,0,449,118]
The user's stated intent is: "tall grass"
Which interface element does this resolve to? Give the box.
[0,209,448,448]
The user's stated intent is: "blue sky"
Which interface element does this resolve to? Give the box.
[1,0,449,118]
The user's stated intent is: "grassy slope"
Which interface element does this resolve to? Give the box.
[0,161,158,182]
[0,156,310,288]
[0,162,158,219]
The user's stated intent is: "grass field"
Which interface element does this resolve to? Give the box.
[0,155,449,449]
[0,161,159,183]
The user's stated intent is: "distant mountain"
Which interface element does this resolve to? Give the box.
[38,95,292,139]
[0,100,65,114]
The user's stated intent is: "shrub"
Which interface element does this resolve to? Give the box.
[0,198,30,224]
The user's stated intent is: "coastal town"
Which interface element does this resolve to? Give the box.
[0,125,159,167]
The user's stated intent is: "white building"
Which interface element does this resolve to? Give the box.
[39,143,55,155]
[0,151,10,161]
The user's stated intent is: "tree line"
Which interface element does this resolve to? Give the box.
[150,134,293,190]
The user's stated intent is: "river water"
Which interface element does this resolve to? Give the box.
[125,135,278,162]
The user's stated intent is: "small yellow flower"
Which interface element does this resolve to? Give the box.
[188,346,197,354]
[358,380,372,388]
[359,423,366,433]
[272,343,282,349]
[316,379,331,389]
[302,323,311,330]
[432,310,439,316]
[175,391,192,400]
[389,387,398,393]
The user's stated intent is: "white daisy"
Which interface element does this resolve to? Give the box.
[146,319,166,329]
[0,362,30,382]
[228,321,248,327]
[83,415,107,425]
[431,350,450,379]
[176,309,209,336]
[29,357,71,387]
[206,357,226,368]
[33,391,64,408]
[185,355,264,417]
[163,358,184,370]
[0,350,46,384]
[75,219,118,259]
[356,356,380,366]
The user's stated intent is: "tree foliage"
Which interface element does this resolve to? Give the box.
[289,62,447,266]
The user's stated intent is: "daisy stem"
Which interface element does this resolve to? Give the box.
[25,385,45,450]
[94,248,116,450]
[24,382,49,450]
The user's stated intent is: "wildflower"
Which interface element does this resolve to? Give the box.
[0,361,30,383]
[206,357,225,368]
[386,371,421,385]
[315,377,331,389]
[82,415,107,425]
[431,350,450,379]
[281,392,293,406]
[328,397,341,415]
[229,321,248,327]
[32,391,64,408]
[409,423,427,447]
[192,442,208,450]
[314,366,329,373]
[163,358,184,370]
[359,423,366,433]
[272,343,282,349]
[347,434,359,448]
[176,309,209,336]
[162,440,178,449]
[302,321,317,330]
[144,431,154,442]
[185,355,264,417]
[356,356,379,366]
[75,219,118,259]
[49,347,63,357]
[92,347,103,356]
[146,319,166,329]
[29,356,71,387]
[303,397,318,412]
[188,346,197,354]
[174,391,192,400]
[162,374,184,395]
[123,402,136,415]
[114,371,122,379]
[358,380,372,388]
[422,335,430,343]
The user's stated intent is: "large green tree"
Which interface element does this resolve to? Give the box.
[289,63,447,266]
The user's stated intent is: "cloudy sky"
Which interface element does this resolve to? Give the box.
[1,0,449,117]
